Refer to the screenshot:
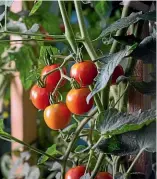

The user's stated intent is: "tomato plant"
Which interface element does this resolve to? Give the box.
[30,84,49,110]
[44,102,71,130]
[66,88,94,115]
[0,1,155,179]
[70,61,98,86]
[111,65,124,85]
[95,172,113,179]
[41,64,67,93]
[65,166,86,179]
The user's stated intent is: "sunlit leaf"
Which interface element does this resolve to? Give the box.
[38,144,62,165]
[29,0,43,16]
[97,122,156,156]
[96,108,156,137]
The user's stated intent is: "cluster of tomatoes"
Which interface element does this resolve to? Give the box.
[30,60,99,130]
[30,60,124,131]
[65,166,113,179]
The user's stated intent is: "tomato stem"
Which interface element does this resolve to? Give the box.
[61,108,97,178]
[58,0,78,54]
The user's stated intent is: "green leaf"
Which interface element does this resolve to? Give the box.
[87,49,128,103]
[0,119,4,133]
[98,11,156,40]
[96,108,156,137]
[131,81,156,95]
[74,145,88,153]
[138,10,156,21]
[95,1,112,19]
[7,46,34,89]
[97,121,156,156]
[130,36,156,64]
[38,144,62,165]
[112,34,140,46]
[29,0,43,16]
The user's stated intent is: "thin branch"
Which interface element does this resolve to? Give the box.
[61,108,98,178]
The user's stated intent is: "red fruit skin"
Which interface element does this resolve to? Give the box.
[66,88,93,115]
[30,85,49,110]
[111,65,124,85]
[70,61,98,87]
[95,172,113,179]
[60,24,65,32]
[65,166,86,179]
[41,64,67,93]
[44,103,71,130]
[44,36,53,41]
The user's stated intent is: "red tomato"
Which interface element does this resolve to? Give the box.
[95,172,113,179]
[111,65,124,85]
[30,85,49,110]
[41,64,67,93]
[60,24,65,32]
[65,166,86,179]
[44,102,71,130]
[66,88,93,115]
[70,61,98,87]
[44,36,53,41]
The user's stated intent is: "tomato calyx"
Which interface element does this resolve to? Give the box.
[37,78,46,88]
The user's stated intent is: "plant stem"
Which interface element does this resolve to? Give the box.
[110,2,131,54]
[85,149,94,173]
[0,133,61,162]
[90,152,105,179]
[4,3,7,31]
[58,0,78,54]
[126,149,144,174]
[61,108,97,178]
[74,0,97,61]
[42,54,73,82]
[74,1,103,113]
[0,31,65,39]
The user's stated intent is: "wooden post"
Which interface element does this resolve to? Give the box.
[128,22,153,179]
[10,0,37,152]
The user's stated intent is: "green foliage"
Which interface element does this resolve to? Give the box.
[131,81,156,95]
[29,0,43,16]
[96,108,156,137]
[87,49,128,103]
[112,34,140,46]
[98,10,156,40]
[129,35,156,64]
[97,122,156,155]
[38,144,62,165]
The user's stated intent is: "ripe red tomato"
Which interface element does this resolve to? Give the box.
[60,24,65,32]
[111,65,124,85]
[44,36,53,41]
[30,85,49,110]
[95,172,113,179]
[41,64,67,93]
[70,61,98,87]
[66,88,93,115]
[44,102,71,130]
[65,166,86,179]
